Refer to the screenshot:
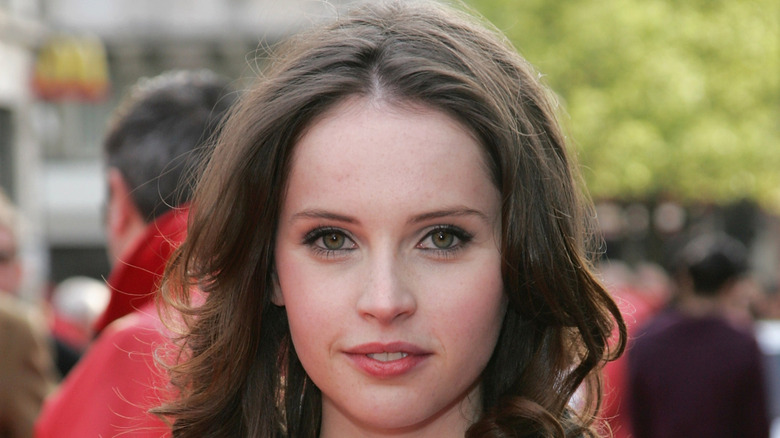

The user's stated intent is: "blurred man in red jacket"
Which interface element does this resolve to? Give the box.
[35,70,236,437]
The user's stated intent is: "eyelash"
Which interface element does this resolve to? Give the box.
[302,227,357,258]
[301,225,473,259]
[422,225,474,259]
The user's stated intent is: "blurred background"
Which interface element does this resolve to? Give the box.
[474,0,779,285]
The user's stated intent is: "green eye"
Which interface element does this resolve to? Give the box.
[416,226,472,256]
[323,232,346,250]
[431,230,455,248]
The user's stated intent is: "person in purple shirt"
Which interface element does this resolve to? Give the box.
[628,232,770,438]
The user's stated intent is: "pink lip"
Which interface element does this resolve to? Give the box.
[344,342,431,379]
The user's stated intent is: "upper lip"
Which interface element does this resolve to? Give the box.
[344,342,430,356]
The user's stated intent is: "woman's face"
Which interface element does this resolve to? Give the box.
[274,97,506,437]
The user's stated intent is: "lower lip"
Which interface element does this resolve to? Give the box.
[346,353,429,378]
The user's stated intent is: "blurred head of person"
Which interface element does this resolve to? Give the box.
[103,70,237,261]
[674,232,748,298]
[0,188,22,295]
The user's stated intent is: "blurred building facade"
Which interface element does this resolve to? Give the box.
[1,0,351,299]
[0,0,47,299]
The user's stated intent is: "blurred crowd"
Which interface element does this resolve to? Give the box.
[597,226,779,438]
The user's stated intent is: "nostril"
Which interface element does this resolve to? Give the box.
[357,277,416,323]
[354,251,417,324]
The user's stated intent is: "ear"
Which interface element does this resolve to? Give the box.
[106,168,145,260]
[107,169,128,236]
[270,268,285,306]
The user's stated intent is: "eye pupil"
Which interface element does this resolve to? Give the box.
[323,233,345,250]
[432,230,454,248]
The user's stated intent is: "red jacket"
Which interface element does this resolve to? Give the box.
[35,208,187,437]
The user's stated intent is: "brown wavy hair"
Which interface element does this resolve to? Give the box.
[156,1,626,436]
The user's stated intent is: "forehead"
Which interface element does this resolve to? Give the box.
[282,97,498,216]
[295,97,486,166]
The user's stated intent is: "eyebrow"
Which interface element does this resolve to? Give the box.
[408,207,489,224]
[289,206,489,226]
[290,210,359,224]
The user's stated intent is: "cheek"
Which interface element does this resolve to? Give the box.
[277,253,344,310]
[425,257,506,355]
[275,250,344,355]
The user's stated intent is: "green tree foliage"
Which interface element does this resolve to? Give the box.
[465,0,779,211]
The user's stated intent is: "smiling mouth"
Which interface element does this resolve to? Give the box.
[346,342,430,377]
[367,352,409,362]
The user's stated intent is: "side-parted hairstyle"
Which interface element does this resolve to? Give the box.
[104,69,237,222]
[158,1,626,437]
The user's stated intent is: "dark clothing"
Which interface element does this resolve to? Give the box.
[627,308,770,438]
[51,337,81,378]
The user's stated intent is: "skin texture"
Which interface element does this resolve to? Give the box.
[274,98,508,437]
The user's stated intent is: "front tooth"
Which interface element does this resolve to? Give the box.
[386,352,407,361]
[367,352,408,362]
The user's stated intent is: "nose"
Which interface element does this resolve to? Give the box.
[356,250,416,324]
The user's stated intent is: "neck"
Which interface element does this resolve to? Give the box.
[676,293,723,316]
[675,291,752,327]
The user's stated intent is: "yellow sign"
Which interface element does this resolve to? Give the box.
[32,34,110,102]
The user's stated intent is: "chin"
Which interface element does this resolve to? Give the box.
[325,389,479,436]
